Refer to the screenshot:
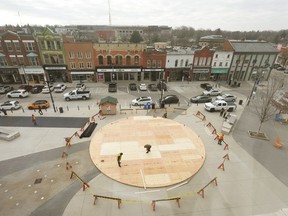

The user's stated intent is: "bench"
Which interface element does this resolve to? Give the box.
[0,128,20,141]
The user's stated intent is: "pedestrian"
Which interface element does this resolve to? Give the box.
[32,114,37,126]
[220,108,224,117]
[144,144,152,153]
[38,107,43,115]
[218,133,224,145]
[223,109,227,119]
[162,112,167,118]
[117,152,123,167]
[2,108,7,116]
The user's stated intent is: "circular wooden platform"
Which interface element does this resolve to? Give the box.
[89,116,206,188]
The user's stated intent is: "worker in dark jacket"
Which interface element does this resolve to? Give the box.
[117,152,123,167]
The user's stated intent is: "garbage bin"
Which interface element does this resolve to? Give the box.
[237,82,241,87]
[147,102,151,109]
[160,103,165,108]
[238,100,243,105]
[151,103,155,109]
[59,107,64,113]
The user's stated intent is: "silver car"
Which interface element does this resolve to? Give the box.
[216,94,237,102]
[131,96,152,106]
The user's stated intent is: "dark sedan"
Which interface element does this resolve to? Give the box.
[31,85,45,94]
[129,83,137,91]
[200,83,212,90]
[190,95,212,103]
[160,95,179,104]
[148,84,158,91]
[157,81,167,91]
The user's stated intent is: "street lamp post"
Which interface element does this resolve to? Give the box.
[44,71,57,112]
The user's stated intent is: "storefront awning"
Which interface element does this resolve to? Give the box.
[211,68,229,74]
[27,52,38,57]
[0,52,5,57]
[71,71,95,75]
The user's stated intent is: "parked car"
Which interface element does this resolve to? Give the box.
[76,83,86,91]
[64,89,91,101]
[203,88,222,96]
[284,69,288,74]
[200,83,212,90]
[42,85,54,93]
[108,83,117,92]
[18,84,33,92]
[129,83,137,91]
[160,95,179,104]
[277,66,286,71]
[31,85,44,94]
[54,84,67,93]
[139,83,147,91]
[0,100,21,110]
[157,81,167,91]
[7,89,29,98]
[148,84,158,91]
[190,95,212,103]
[216,94,237,102]
[204,100,237,112]
[28,100,50,109]
[0,85,13,94]
[131,96,153,106]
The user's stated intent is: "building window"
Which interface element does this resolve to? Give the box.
[24,42,35,51]
[185,59,189,67]
[0,42,2,51]
[194,57,198,65]
[219,62,223,66]
[180,59,184,67]
[40,40,45,49]
[56,41,61,50]
[79,62,84,69]
[225,62,228,66]
[206,57,211,66]
[87,62,92,69]
[44,54,49,64]
[147,60,151,68]
[115,55,122,65]
[98,56,104,65]
[77,51,83,59]
[59,55,64,64]
[29,57,40,66]
[175,60,178,67]
[6,42,13,51]
[107,56,112,65]
[227,54,230,58]
[18,56,24,65]
[152,60,156,68]
[213,62,216,66]
[126,56,131,65]
[14,41,21,51]
[70,62,76,69]
[46,41,54,50]
[215,54,218,58]
[86,52,91,59]
[199,57,205,66]
[134,56,139,65]
[69,51,74,59]
[10,56,17,65]
[157,60,162,68]
[0,57,8,66]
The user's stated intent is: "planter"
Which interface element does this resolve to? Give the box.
[248,131,269,140]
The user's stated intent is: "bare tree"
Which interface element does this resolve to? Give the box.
[251,74,286,134]
[272,91,288,114]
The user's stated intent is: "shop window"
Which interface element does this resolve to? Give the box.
[126,56,131,65]
[98,56,104,65]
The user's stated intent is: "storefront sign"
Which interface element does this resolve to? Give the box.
[143,68,164,72]
[211,68,229,74]
[71,71,94,75]
[97,68,141,72]
[44,66,66,70]
[193,68,210,73]
[24,67,45,74]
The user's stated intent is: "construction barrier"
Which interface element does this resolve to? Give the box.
[197,177,218,198]
[217,154,230,171]
[70,171,90,191]
[206,122,217,134]
[93,195,122,209]
[151,197,181,211]
[194,111,206,121]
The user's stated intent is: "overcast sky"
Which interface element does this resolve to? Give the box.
[0,0,287,31]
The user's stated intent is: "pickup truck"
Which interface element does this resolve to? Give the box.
[63,89,91,101]
[108,83,117,92]
[204,100,237,112]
